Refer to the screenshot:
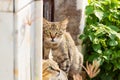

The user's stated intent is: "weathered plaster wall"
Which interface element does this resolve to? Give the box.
[0,0,33,12]
[0,0,43,80]
[54,0,87,45]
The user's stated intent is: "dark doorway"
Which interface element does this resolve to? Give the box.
[43,0,54,21]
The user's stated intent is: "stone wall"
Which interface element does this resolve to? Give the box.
[54,0,82,45]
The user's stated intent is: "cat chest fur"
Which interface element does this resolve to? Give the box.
[44,35,71,73]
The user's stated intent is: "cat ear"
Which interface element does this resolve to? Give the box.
[61,18,69,30]
[49,49,53,60]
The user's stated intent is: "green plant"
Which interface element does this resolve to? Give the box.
[80,0,120,80]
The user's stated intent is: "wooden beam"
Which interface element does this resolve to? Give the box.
[50,0,54,21]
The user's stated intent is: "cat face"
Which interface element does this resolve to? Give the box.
[43,18,68,44]
[43,49,68,80]
[42,59,60,79]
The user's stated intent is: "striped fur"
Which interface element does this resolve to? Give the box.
[43,18,83,79]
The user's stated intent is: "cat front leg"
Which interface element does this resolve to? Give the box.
[58,57,71,75]
[43,47,50,59]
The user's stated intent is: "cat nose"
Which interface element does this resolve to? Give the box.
[51,36,55,42]
[50,33,56,42]
[51,38,55,42]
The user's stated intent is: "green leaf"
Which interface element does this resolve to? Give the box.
[88,33,95,41]
[100,72,113,80]
[108,39,118,46]
[88,0,91,4]
[118,74,120,80]
[109,25,120,32]
[79,34,87,40]
[83,0,120,79]
[104,49,112,56]
[108,34,116,40]
[87,53,99,61]
[95,27,105,36]
[86,6,94,15]
[110,51,120,59]
[113,59,120,71]
[94,10,104,21]
[93,38,99,44]
[104,63,112,71]
[92,44,102,53]
[100,0,109,5]
[103,56,108,60]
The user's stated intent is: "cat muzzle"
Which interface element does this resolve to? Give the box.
[51,38,55,42]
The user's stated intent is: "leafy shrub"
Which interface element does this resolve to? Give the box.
[80,0,120,79]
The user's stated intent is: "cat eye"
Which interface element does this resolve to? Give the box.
[44,30,51,36]
[58,31,63,35]
[48,66,55,70]
[45,30,49,33]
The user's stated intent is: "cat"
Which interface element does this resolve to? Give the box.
[73,74,82,80]
[43,18,83,80]
[42,49,68,80]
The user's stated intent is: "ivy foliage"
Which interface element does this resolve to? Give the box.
[80,0,120,79]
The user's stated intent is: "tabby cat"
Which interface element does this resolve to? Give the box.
[42,49,68,80]
[43,18,83,79]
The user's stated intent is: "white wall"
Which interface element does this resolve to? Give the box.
[0,0,33,12]
[77,0,88,33]
[0,12,14,80]
[15,2,34,80]
[34,1,43,80]
[0,1,43,80]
